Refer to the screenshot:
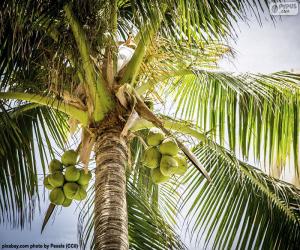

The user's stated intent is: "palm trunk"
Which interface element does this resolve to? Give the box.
[94,126,129,249]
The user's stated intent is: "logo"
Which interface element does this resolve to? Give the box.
[269,1,299,15]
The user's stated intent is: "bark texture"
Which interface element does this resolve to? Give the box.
[94,126,129,250]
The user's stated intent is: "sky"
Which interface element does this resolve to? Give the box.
[219,10,300,73]
[0,6,300,250]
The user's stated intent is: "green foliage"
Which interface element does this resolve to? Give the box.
[1,0,300,249]
[77,177,185,249]
[180,142,300,249]
[118,0,270,44]
[132,117,300,248]
[0,104,68,227]
[163,70,300,178]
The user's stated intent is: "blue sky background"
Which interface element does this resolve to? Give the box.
[0,7,300,250]
[219,11,300,73]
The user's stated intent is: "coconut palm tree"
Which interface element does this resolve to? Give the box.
[0,0,299,249]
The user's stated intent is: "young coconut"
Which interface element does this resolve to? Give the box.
[61,150,78,166]
[151,168,170,184]
[49,188,65,205]
[48,172,65,188]
[174,154,188,175]
[73,186,87,201]
[143,147,161,169]
[160,155,178,176]
[65,166,80,182]
[159,138,179,156]
[147,128,165,146]
[48,159,63,173]
[62,198,72,207]
[63,182,80,199]
[43,175,54,190]
[77,170,92,186]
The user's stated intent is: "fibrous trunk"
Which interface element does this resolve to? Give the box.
[94,126,128,249]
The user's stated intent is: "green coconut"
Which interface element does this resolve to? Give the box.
[63,182,80,199]
[159,138,179,156]
[48,172,65,187]
[73,186,87,201]
[77,170,92,185]
[48,159,63,173]
[61,150,78,166]
[65,166,80,182]
[62,198,72,207]
[49,188,65,205]
[174,154,188,175]
[143,147,161,169]
[160,155,178,177]
[151,168,170,184]
[43,175,54,190]
[146,128,165,146]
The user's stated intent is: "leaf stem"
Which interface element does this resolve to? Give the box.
[130,117,206,141]
[0,92,88,125]
[64,3,113,122]
[120,7,167,86]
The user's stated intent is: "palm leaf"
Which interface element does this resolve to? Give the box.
[0,0,65,89]
[118,0,270,43]
[131,116,300,248]
[129,134,182,226]
[0,103,68,227]
[135,38,230,94]
[77,177,185,249]
[127,181,185,250]
[151,70,300,180]
[180,142,300,249]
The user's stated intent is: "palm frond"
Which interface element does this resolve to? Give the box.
[136,38,231,93]
[180,142,300,249]
[0,0,64,89]
[151,70,300,180]
[127,181,185,250]
[118,0,271,43]
[0,103,68,227]
[129,134,183,226]
[78,176,186,250]
[130,113,300,249]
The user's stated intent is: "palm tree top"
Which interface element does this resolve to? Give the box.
[0,1,300,249]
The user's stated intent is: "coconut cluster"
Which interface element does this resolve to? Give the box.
[142,128,188,184]
[43,150,92,207]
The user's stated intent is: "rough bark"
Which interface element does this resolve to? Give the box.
[94,126,129,250]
